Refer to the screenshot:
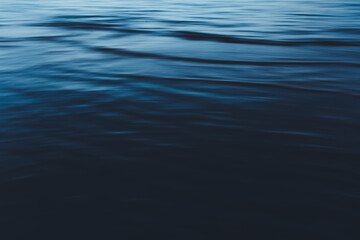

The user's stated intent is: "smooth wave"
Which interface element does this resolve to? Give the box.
[172,31,360,46]
[91,47,360,67]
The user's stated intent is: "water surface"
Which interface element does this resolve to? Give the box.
[1,0,360,239]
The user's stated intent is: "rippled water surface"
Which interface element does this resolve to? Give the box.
[1,0,360,239]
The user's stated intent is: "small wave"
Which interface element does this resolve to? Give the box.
[331,28,360,34]
[34,21,150,34]
[59,70,359,99]
[172,31,360,47]
[91,47,360,67]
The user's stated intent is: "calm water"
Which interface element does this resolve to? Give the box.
[1,0,360,239]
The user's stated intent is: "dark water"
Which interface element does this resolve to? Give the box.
[1,0,360,239]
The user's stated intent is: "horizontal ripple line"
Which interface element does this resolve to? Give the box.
[69,71,359,99]
[33,22,150,34]
[172,31,360,47]
[91,47,360,67]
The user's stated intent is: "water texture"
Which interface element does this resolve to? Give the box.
[1,0,360,239]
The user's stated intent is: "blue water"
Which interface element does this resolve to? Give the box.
[1,0,360,239]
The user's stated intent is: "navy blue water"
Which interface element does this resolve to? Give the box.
[1,0,360,239]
